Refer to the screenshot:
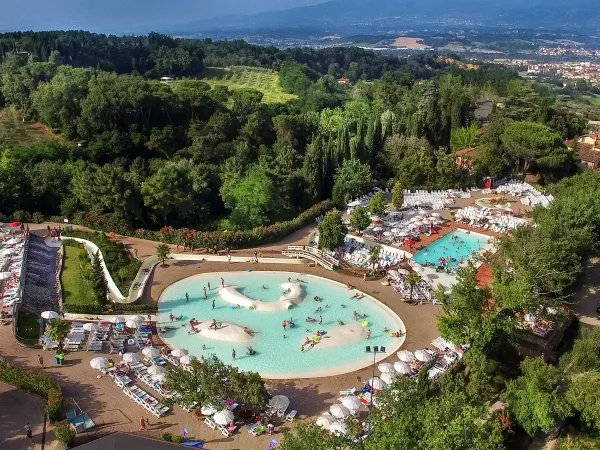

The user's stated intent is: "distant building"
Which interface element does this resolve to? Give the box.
[565,133,600,169]
[160,76,174,82]
[337,77,350,85]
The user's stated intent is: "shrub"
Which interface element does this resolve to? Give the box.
[161,432,173,441]
[31,212,46,224]
[173,435,184,444]
[0,359,63,421]
[54,421,76,449]
[62,303,158,314]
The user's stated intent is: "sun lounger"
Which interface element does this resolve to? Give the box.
[217,424,231,437]
[286,410,297,422]
[339,387,356,396]
[204,417,216,429]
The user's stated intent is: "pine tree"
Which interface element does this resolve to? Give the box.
[91,250,108,304]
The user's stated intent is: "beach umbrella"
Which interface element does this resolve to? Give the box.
[415,350,433,363]
[387,269,399,278]
[341,396,362,411]
[329,404,351,419]
[71,321,83,329]
[397,269,410,276]
[409,216,422,222]
[0,272,13,281]
[89,357,109,370]
[397,231,409,237]
[128,315,145,323]
[383,231,392,237]
[41,310,59,320]
[378,362,396,374]
[390,227,401,233]
[201,405,218,416]
[372,227,383,232]
[152,374,166,383]
[123,353,141,364]
[397,350,414,362]
[370,216,381,222]
[142,346,161,358]
[110,316,125,324]
[329,421,349,436]
[9,222,21,228]
[431,213,441,217]
[147,365,165,376]
[125,319,140,329]
[380,373,397,385]
[213,410,234,426]
[6,238,22,246]
[394,361,412,374]
[269,395,290,413]
[82,323,98,332]
[367,377,387,390]
[180,355,197,365]
[171,348,188,358]
[316,413,336,430]
[66,331,84,341]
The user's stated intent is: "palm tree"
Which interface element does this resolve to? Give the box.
[45,318,70,351]
[369,246,381,270]
[405,272,422,302]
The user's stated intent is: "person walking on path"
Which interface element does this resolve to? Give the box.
[134,248,138,259]
[227,254,231,264]
[139,417,147,430]
[37,355,43,367]
[25,423,33,441]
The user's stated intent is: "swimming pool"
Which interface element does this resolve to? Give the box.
[412,229,491,270]
[158,271,405,379]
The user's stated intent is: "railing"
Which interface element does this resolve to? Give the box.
[282,246,338,271]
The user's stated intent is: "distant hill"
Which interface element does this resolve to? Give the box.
[173,0,600,34]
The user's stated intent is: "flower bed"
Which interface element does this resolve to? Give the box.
[0,359,63,421]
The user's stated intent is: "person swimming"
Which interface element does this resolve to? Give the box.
[306,317,317,322]
[338,320,345,326]
[262,285,268,289]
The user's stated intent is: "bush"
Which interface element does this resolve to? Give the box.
[173,435,184,444]
[54,421,76,449]
[161,432,173,441]
[62,303,158,314]
[0,359,63,421]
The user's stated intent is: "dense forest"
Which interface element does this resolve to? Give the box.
[0,31,587,233]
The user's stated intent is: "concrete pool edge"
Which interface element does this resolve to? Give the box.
[157,271,407,379]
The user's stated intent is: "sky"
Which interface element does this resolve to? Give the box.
[0,0,328,33]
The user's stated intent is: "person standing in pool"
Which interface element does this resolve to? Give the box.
[212,299,215,309]
[319,315,322,325]
[282,320,287,331]
[185,292,189,303]
[208,281,211,290]
[232,349,236,360]
[203,287,207,299]
[221,277,225,288]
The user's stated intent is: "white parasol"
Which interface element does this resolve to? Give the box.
[380,372,397,384]
[367,376,387,390]
[329,404,351,419]
[41,311,59,320]
[89,357,109,370]
[147,365,165,376]
[142,347,161,358]
[128,315,145,323]
[397,350,414,361]
[316,413,336,430]
[372,227,383,232]
[122,353,140,364]
[329,421,349,436]
[394,360,412,374]
[390,227,401,233]
[341,396,362,411]
[269,395,290,413]
[171,348,188,358]
[378,362,396,374]
[201,404,218,416]
[125,320,139,329]
[213,410,234,426]
[415,349,433,362]
[180,355,197,365]
[82,323,98,332]
[0,272,13,281]
[152,374,166,383]
[397,269,410,276]
[110,316,125,324]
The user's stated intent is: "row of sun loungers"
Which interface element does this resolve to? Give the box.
[123,385,169,417]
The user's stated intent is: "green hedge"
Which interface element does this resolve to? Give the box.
[60,200,334,251]
[0,359,63,421]
[62,303,158,314]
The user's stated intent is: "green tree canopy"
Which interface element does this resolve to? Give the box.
[350,206,371,233]
[317,211,347,250]
[368,191,387,218]
[332,159,373,207]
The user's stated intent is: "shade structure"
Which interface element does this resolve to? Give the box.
[368,376,387,390]
[431,213,441,217]
[171,348,188,358]
[269,395,290,413]
[147,365,165,375]
[378,362,396,374]
[6,238,22,246]
[142,346,161,358]
[409,216,422,222]
[9,222,21,228]
[90,357,109,370]
[397,350,414,362]
[123,353,141,364]
[213,409,234,426]
[152,374,166,383]
[71,321,83,329]
[341,396,362,411]
[380,373,397,385]
[82,323,98,332]
[329,421,349,436]
[329,403,350,419]
[394,361,412,374]
[41,310,59,320]
[397,231,410,237]
[415,349,433,362]
[372,227,383,232]
[316,413,336,430]
[383,231,392,237]
[180,355,197,365]
[110,316,125,324]
[387,270,399,278]
[128,315,145,323]
[201,405,218,416]
[0,272,13,281]
[390,227,401,233]
[66,331,84,341]
[397,269,410,276]
[125,319,139,329]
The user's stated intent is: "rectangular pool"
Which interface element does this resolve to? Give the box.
[412,229,490,270]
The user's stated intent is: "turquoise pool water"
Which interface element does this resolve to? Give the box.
[413,229,489,270]
[158,271,404,378]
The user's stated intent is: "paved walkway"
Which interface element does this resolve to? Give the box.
[0,381,47,450]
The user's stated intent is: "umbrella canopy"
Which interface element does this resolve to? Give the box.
[387,269,400,278]
[394,361,412,374]
[82,323,98,332]
[0,272,13,281]
[378,362,396,374]
[90,357,109,370]
[41,311,59,320]
[123,353,141,364]
[341,396,362,411]
[128,315,145,323]
[390,227,401,233]
[316,413,336,430]
[142,346,161,358]
[6,238,22,246]
[372,227,383,232]
[397,231,410,237]
[269,395,290,413]
[9,222,21,228]
[201,405,218,416]
[431,213,441,217]
[367,377,387,390]
[152,374,166,383]
[125,319,139,329]
[330,404,351,419]
[380,372,397,385]
[397,350,414,361]
[147,365,165,376]
[180,355,197,365]
[397,269,410,276]
[171,348,188,358]
[213,409,234,426]
[71,321,83,329]
[66,331,84,341]
[329,421,349,436]
[110,316,125,324]
[415,350,433,362]
[383,231,392,237]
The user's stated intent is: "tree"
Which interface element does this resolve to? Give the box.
[566,371,600,432]
[350,206,371,233]
[332,159,373,207]
[559,327,600,375]
[391,181,404,209]
[369,245,381,269]
[279,422,347,450]
[227,166,278,230]
[317,211,347,251]
[505,357,572,436]
[450,124,480,151]
[45,319,70,351]
[156,244,170,266]
[91,251,108,304]
[405,272,422,302]
[368,191,387,218]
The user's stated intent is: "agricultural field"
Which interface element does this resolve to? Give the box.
[0,107,64,147]
[198,66,297,104]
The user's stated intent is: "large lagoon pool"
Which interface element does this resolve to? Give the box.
[413,229,491,270]
[158,271,404,378]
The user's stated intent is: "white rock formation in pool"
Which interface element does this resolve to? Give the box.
[192,320,254,343]
[300,323,366,350]
[218,282,304,311]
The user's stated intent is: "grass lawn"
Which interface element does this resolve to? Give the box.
[16,310,41,340]
[198,66,297,104]
[61,245,97,306]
